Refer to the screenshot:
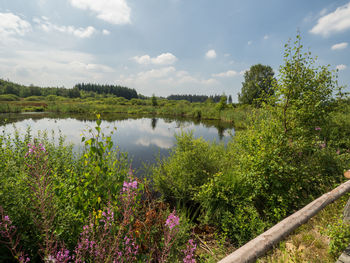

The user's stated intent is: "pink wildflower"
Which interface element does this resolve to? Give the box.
[183,239,197,263]
[165,211,179,230]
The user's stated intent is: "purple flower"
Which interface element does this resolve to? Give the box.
[315,127,321,131]
[165,211,180,230]
[19,256,30,263]
[122,180,138,192]
[183,239,197,263]
[55,248,72,262]
[25,142,46,158]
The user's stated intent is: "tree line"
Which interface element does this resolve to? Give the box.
[0,80,139,100]
[75,83,138,100]
[167,94,233,103]
[0,79,81,98]
[1,62,276,104]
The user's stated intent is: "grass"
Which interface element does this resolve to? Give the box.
[257,193,350,263]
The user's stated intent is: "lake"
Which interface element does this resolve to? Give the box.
[0,112,234,173]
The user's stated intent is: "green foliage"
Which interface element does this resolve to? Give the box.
[0,124,196,261]
[196,171,267,245]
[153,34,350,246]
[153,132,225,208]
[0,94,20,101]
[75,114,130,217]
[327,219,350,258]
[23,96,45,101]
[75,83,137,100]
[271,34,338,138]
[216,95,227,111]
[152,94,158,106]
[238,64,275,106]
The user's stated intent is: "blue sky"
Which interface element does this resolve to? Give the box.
[0,0,349,101]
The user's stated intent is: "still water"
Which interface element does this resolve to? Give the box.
[0,113,234,172]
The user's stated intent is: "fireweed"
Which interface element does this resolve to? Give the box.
[1,141,196,262]
[24,142,58,259]
[74,174,140,262]
[159,210,180,262]
[182,239,197,263]
[0,207,30,263]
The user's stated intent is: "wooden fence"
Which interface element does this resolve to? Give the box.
[218,177,350,263]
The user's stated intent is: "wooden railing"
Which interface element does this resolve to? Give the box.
[218,173,350,263]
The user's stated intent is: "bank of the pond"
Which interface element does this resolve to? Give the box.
[0,112,234,173]
[0,97,251,130]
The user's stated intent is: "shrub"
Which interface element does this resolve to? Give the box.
[327,219,350,258]
[0,118,196,262]
[0,94,20,101]
[23,96,44,101]
[153,131,226,209]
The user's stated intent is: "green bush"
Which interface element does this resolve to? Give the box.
[23,96,45,101]
[153,131,225,208]
[0,94,20,101]
[155,34,350,245]
[327,219,350,258]
[196,171,267,245]
[46,95,66,101]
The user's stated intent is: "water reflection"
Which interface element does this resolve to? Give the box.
[151,118,157,130]
[0,113,234,172]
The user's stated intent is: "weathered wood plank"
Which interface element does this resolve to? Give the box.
[218,180,350,263]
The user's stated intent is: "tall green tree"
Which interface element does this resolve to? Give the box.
[272,35,338,137]
[238,64,275,106]
[151,94,158,106]
[216,95,227,111]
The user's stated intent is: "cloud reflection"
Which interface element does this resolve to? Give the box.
[136,137,174,149]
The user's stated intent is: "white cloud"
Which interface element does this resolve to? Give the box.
[137,67,176,79]
[205,49,217,59]
[117,66,221,96]
[34,18,96,38]
[263,34,269,40]
[133,52,177,65]
[212,70,237,77]
[247,40,252,45]
[72,26,96,38]
[133,55,151,64]
[0,38,115,88]
[152,53,178,65]
[69,61,114,72]
[336,64,347,71]
[331,42,348,50]
[0,12,31,37]
[136,137,173,149]
[102,29,110,35]
[202,78,219,85]
[69,0,131,25]
[310,2,350,36]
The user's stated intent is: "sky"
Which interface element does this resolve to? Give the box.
[0,0,349,101]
